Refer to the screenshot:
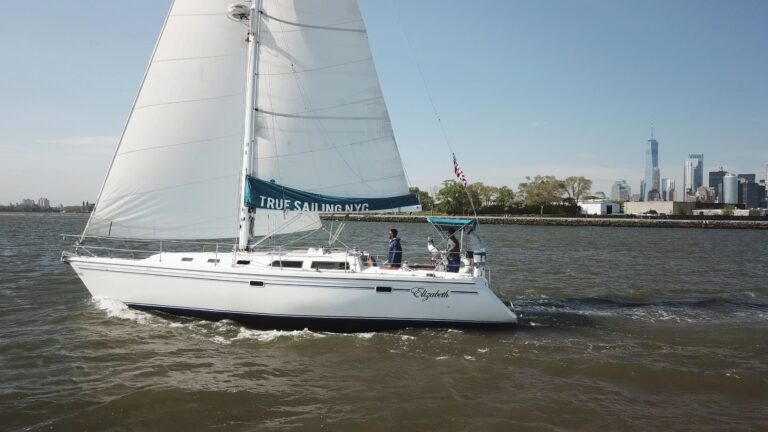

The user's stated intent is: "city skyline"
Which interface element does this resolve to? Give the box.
[1,0,767,205]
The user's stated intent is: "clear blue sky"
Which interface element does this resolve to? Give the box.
[1,0,766,205]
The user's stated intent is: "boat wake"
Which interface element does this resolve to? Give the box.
[514,297,768,327]
[89,297,417,343]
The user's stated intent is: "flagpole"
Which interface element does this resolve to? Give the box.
[452,153,478,218]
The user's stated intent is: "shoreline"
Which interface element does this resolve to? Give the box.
[322,214,768,229]
[4,211,767,230]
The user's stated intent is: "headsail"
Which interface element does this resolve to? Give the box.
[84,0,319,240]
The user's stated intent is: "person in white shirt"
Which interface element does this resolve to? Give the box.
[464,224,486,265]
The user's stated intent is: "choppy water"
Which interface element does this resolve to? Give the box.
[1,213,767,431]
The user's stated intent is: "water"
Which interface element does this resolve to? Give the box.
[1,213,767,431]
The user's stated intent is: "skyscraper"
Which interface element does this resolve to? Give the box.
[690,154,703,189]
[611,180,631,202]
[684,160,695,200]
[723,174,738,204]
[709,167,727,203]
[643,131,660,201]
[683,155,703,201]
[661,178,675,201]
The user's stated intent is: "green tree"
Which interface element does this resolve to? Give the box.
[467,182,496,207]
[436,180,473,215]
[495,186,515,210]
[518,175,566,215]
[409,187,434,211]
[563,176,593,203]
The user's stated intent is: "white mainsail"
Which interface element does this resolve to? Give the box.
[255,0,410,198]
[84,0,410,240]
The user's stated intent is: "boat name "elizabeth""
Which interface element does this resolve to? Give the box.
[411,287,449,301]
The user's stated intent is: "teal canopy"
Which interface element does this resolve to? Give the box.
[426,217,477,230]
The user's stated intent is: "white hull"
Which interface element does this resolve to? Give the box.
[66,250,516,331]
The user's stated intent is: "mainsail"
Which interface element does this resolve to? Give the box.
[84,0,412,240]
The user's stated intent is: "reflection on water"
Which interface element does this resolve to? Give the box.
[1,214,767,431]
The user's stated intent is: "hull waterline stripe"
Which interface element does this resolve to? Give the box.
[125,302,509,324]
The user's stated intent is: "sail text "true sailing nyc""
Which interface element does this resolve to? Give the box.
[256,196,370,212]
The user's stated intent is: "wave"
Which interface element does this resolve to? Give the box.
[89,297,423,343]
[513,296,768,327]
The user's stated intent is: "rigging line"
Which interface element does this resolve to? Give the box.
[390,2,455,156]
[305,173,407,193]
[258,110,386,121]
[153,52,244,64]
[117,133,242,157]
[391,1,476,218]
[260,12,365,33]
[255,135,390,160]
[134,93,245,110]
[288,62,371,192]
[259,95,383,116]
[170,13,226,17]
[97,174,238,203]
[258,57,372,76]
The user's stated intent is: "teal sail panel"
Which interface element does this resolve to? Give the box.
[245,176,419,212]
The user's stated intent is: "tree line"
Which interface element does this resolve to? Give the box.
[410,175,593,215]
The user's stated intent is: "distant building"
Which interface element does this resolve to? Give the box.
[643,131,660,201]
[579,200,621,215]
[690,154,704,189]
[624,201,695,215]
[684,160,695,200]
[37,197,50,209]
[631,193,641,202]
[611,180,631,202]
[722,173,738,204]
[21,198,35,207]
[661,178,675,201]
[696,186,714,203]
[683,154,703,201]
[740,181,766,208]
[709,167,727,202]
[738,174,756,183]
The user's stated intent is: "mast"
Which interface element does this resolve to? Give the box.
[236,0,263,251]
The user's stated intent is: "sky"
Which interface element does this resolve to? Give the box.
[1,0,767,205]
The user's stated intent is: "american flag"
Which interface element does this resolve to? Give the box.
[453,153,468,186]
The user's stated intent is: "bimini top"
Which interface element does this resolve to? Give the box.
[426,217,477,230]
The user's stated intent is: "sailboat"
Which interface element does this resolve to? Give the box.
[63,0,517,331]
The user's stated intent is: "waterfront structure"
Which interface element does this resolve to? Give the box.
[722,173,738,204]
[611,180,631,202]
[643,132,660,201]
[624,201,695,216]
[37,198,50,209]
[579,200,621,215]
[709,168,727,202]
